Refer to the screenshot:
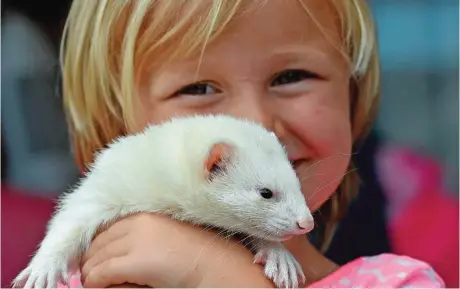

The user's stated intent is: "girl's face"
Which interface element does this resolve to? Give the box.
[133,0,352,211]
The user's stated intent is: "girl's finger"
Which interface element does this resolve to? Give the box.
[81,235,130,283]
[83,256,147,288]
[81,218,132,265]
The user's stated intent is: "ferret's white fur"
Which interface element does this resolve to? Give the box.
[13,114,314,289]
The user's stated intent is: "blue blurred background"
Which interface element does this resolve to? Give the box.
[1,0,459,287]
[369,0,459,192]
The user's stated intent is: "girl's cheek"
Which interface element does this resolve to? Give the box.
[282,97,352,151]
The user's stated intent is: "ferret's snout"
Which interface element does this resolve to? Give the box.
[282,218,314,239]
[296,218,314,233]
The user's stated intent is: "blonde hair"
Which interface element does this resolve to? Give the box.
[60,0,380,251]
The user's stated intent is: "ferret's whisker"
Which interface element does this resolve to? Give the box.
[198,216,231,234]
[201,232,258,274]
[235,232,256,245]
[199,224,217,234]
[297,152,358,184]
[298,152,358,174]
[224,231,239,242]
[307,168,358,201]
[201,221,239,247]
[244,237,260,252]
[299,173,325,183]
[188,222,245,275]
[249,224,279,240]
[190,218,236,266]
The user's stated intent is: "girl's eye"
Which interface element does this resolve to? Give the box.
[270,69,319,86]
[174,82,221,96]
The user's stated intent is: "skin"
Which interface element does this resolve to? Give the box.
[81,0,352,287]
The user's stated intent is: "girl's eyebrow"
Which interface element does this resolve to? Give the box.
[147,45,336,96]
[270,46,332,66]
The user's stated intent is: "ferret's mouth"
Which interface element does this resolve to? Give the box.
[265,235,294,242]
[253,231,293,242]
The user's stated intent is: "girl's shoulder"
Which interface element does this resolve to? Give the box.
[308,253,444,288]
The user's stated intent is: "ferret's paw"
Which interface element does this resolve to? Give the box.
[255,245,305,288]
[12,256,69,289]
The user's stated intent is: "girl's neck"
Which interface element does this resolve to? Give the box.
[284,236,339,285]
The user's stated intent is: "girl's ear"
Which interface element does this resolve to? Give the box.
[204,142,234,180]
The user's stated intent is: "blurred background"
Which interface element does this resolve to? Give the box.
[1,0,459,287]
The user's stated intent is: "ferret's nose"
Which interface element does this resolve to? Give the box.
[296,219,314,233]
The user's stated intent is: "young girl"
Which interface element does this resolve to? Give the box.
[58,0,444,287]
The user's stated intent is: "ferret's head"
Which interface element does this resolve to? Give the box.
[192,119,315,242]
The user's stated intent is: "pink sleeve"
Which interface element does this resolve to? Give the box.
[308,253,445,288]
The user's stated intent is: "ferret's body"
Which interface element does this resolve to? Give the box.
[13,115,314,289]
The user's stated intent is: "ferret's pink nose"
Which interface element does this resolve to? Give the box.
[297,219,314,232]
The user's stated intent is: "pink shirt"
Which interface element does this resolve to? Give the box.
[61,253,444,288]
[308,253,444,288]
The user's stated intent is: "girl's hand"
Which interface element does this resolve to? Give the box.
[80,213,274,288]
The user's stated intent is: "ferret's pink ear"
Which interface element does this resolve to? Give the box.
[205,142,233,179]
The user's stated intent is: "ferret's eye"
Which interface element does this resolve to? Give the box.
[260,188,274,199]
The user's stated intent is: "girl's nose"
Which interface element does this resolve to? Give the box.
[228,91,277,133]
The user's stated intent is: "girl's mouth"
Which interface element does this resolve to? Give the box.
[290,160,302,169]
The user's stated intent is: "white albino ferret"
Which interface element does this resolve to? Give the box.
[13,114,315,289]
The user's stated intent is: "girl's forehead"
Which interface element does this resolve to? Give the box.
[219,0,341,40]
[143,0,346,76]
[200,1,342,60]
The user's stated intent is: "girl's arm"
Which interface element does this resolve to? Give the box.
[78,213,343,288]
[79,213,274,288]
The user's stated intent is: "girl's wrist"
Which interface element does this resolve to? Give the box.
[195,249,274,287]
[190,235,338,287]
[188,234,274,287]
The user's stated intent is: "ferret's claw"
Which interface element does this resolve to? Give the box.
[13,256,66,289]
[12,265,31,288]
[256,244,305,288]
[254,251,267,265]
